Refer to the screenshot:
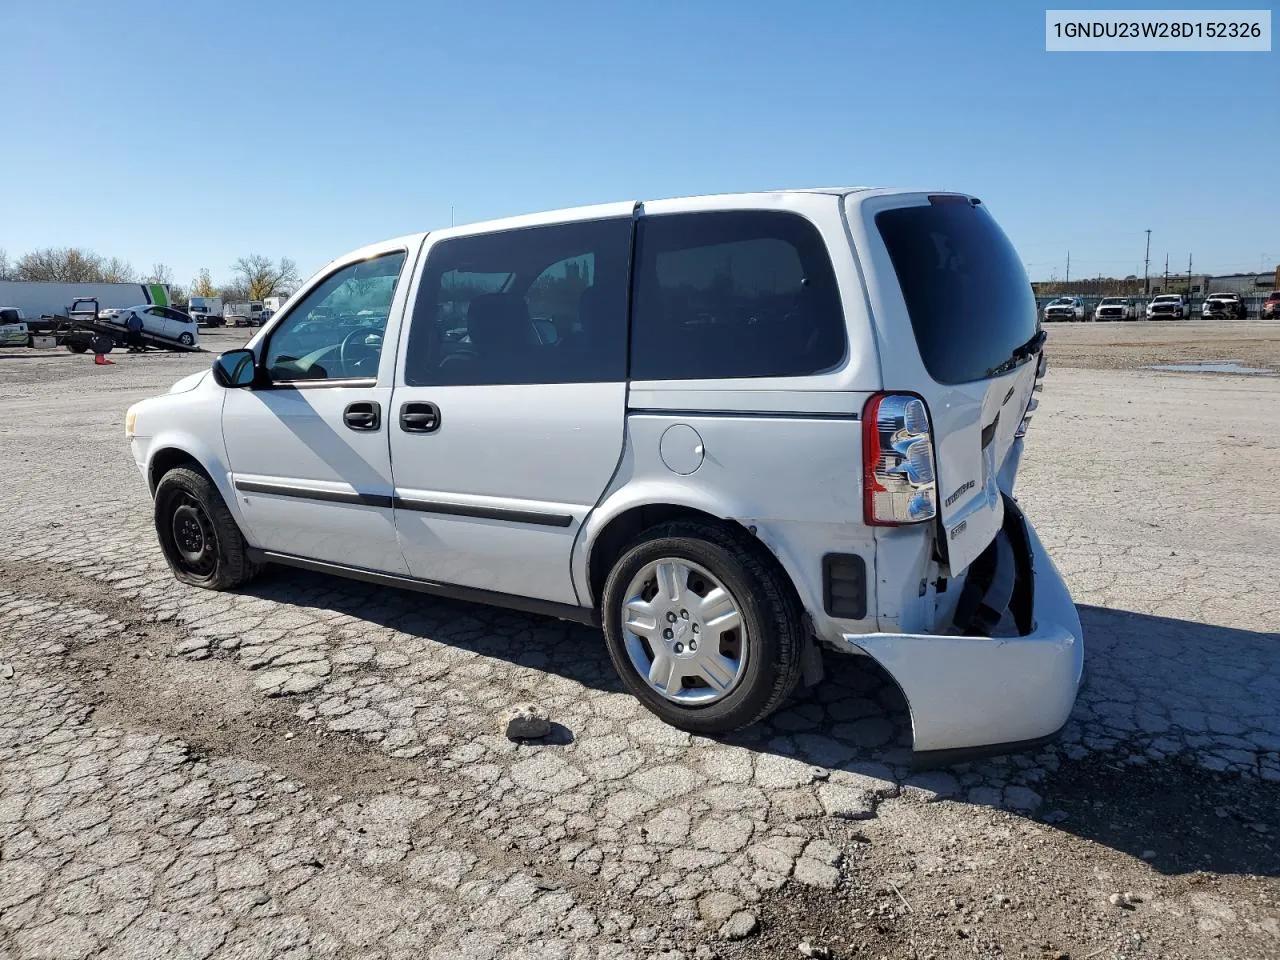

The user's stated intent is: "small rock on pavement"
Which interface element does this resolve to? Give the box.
[1108,891,1140,908]
[0,663,13,680]
[799,941,834,959]
[719,910,759,941]
[505,703,552,740]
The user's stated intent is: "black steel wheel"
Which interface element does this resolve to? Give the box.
[154,466,261,590]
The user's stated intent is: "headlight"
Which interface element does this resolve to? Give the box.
[125,406,138,438]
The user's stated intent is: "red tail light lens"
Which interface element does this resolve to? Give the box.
[863,393,937,526]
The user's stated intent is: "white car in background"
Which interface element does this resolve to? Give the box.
[1093,297,1138,321]
[1146,294,1188,320]
[105,305,201,347]
[1201,292,1246,319]
[1042,297,1087,321]
[0,306,31,346]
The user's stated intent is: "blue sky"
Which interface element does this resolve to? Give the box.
[2,1,1275,289]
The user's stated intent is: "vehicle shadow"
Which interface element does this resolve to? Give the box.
[240,569,1280,877]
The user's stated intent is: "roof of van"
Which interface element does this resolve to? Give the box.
[419,187,916,236]
[354,188,924,259]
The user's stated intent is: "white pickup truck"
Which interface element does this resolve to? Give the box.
[0,307,31,347]
[1146,294,1188,320]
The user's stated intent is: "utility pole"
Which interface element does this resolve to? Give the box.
[1187,253,1193,295]
[1144,230,1152,295]
[1164,252,1169,291]
[1065,251,1070,284]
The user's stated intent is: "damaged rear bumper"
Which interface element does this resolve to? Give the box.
[845,501,1084,765]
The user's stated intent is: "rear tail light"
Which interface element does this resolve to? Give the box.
[863,393,937,526]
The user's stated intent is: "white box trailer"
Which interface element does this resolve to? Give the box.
[223,300,265,326]
[187,296,224,326]
[262,295,288,319]
[0,280,173,321]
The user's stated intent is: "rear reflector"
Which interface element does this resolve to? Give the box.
[863,393,938,526]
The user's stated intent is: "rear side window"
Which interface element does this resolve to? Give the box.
[405,218,631,386]
[630,211,845,380]
[876,200,1038,385]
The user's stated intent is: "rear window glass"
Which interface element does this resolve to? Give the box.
[630,211,845,381]
[876,200,1038,385]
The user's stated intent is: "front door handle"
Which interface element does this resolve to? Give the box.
[399,401,440,434]
[343,401,381,431]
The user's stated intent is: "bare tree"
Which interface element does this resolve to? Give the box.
[190,268,217,299]
[142,263,175,285]
[0,249,11,281]
[232,255,299,301]
[14,247,106,282]
[100,257,136,283]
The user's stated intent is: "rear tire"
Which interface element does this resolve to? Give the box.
[67,343,88,354]
[154,466,261,590]
[178,332,194,347]
[601,520,805,734]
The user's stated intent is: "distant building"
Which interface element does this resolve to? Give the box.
[1205,272,1276,296]
[1038,268,1277,297]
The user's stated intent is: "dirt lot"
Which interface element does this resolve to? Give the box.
[1044,320,1280,373]
[0,324,1277,960]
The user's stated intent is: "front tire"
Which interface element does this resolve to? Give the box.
[178,332,195,347]
[601,520,804,734]
[154,466,260,590]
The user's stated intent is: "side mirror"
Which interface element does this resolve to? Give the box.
[212,349,257,388]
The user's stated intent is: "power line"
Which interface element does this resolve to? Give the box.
[1143,230,1151,296]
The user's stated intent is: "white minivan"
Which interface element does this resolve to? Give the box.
[126,190,1083,761]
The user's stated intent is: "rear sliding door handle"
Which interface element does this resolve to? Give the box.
[343,401,381,431]
[399,401,440,434]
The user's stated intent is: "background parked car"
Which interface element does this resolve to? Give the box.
[1146,294,1188,320]
[1201,292,1247,319]
[104,305,201,347]
[1262,291,1280,320]
[1043,296,1088,321]
[1093,297,1138,321]
[0,306,31,346]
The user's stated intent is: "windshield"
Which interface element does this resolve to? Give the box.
[1100,298,1124,305]
[1153,296,1179,302]
[1049,298,1073,305]
[876,200,1038,385]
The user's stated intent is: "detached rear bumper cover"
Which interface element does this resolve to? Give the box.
[846,511,1084,758]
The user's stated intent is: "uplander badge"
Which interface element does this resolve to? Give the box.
[945,480,975,508]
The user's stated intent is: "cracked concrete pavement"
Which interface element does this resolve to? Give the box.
[0,334,1277,959]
